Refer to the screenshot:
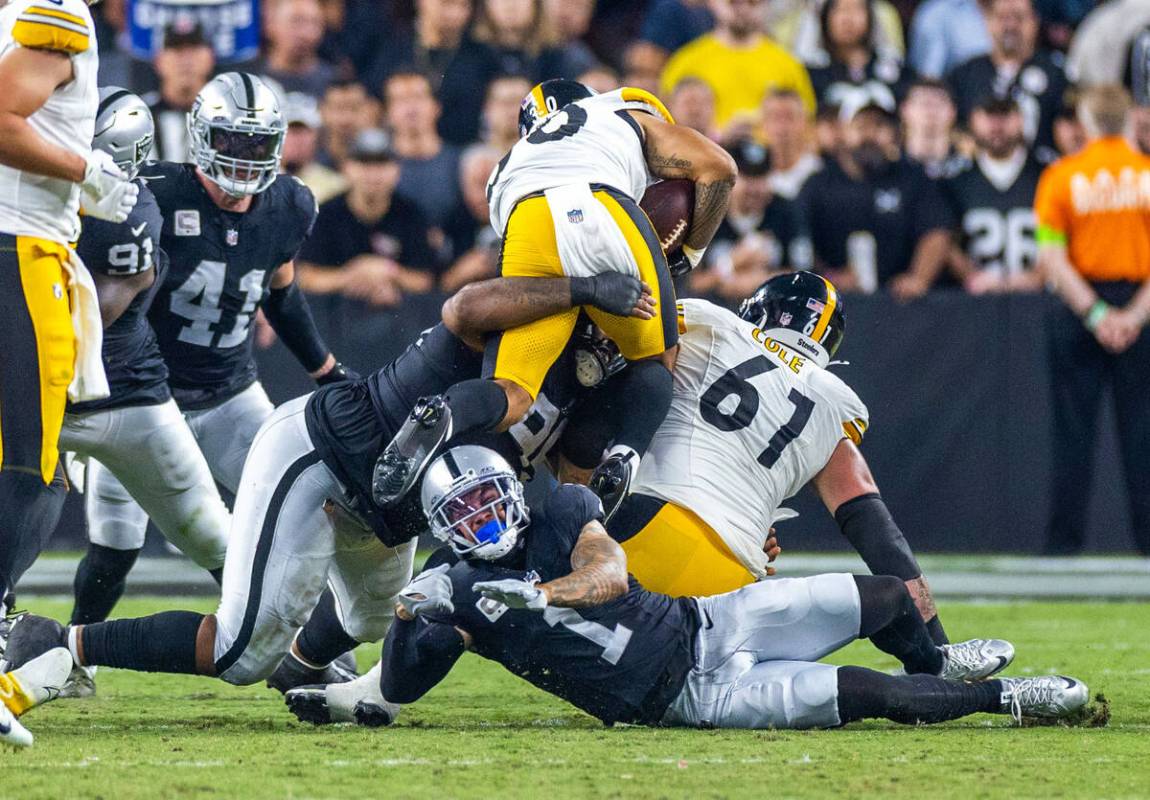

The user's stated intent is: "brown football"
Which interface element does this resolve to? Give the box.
[640,179,694,257]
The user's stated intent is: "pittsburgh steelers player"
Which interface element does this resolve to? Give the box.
[372,78,737,517]
[0,0,139,746]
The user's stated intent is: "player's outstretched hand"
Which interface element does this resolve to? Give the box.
[763,527,781,577]
[80,150,139,223]
[570,273,654,319]
[473,579,548,611]
[397,564,455,621]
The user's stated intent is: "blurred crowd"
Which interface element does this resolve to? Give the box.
[88,0,1150,308]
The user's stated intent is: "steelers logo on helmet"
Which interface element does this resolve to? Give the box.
[738,271,846,368]
[517,79,595,138]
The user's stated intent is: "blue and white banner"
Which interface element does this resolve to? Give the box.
[127,0,260,63]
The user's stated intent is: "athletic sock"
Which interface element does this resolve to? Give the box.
[854,575,943,675]
[79,611,206,674]
[443,379,509,435]
[70,544,141,625]
[605,360,672,457]
[295,589,358,667]
[837,666,1003,724]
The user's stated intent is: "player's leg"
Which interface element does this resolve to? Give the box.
[0,236,75,618]
[608,494,757,596]
[1110,329,1150,555]
[184,381,276,494]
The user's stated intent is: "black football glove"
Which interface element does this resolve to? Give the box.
[569,273,643,316]
[665,250,692,277]
[315,361,360,386]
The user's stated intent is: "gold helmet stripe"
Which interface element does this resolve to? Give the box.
[530,83,548,118]
[811,276,838,343]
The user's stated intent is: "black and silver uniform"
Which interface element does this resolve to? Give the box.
[386,484,699,726]
[69,181,169,413]
[943,153,1044,277]
[142,162,317,410]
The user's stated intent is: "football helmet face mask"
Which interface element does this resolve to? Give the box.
[738,271,846,368]
[421,446,530,561]
[92,87,154,180]
[518,79,595,138]
[188,73,285,198]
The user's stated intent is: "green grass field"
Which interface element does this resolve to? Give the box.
[7,597,1149,800]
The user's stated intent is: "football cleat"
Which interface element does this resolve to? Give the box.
[937,638,1015,681]
[58,664,98,699]
[0,614,67,672]
[588,449,639,523]
[265,649,358,695]
[285,662,397,726]
[372,396,453,507]
[0,648,73,716]
[0,702,32,748]
[999,675,1089,722]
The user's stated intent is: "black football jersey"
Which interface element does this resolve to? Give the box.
[705,195,807,273]
[947,50,1069,156]
[69,181,170,413]
[807,52,911,112]
[943,153,1043,277]
[141,162,318,409]
[422,484,699,725]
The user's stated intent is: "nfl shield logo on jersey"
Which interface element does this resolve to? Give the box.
[226,229,239,246]
[779,312,793,326]
[567,208,584,224]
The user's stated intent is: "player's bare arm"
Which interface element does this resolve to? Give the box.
[442,275,655,350]
[93,269,155,329]
[630,112,737,254]
[0,47,84,181]
[537,521,629,608]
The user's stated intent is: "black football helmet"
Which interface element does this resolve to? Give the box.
[738,271,845,367]
[518,79,594,138]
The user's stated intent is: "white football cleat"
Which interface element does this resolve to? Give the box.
[938,638,1015,681]
[0,703,33,748]
[999,675,1089,722]
[285,661,399,727]
[58,664,98,699]
[1,647,73,713]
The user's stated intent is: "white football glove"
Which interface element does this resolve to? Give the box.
[397,564,455,619]
[80,150,139,223]
[473,579,548,611]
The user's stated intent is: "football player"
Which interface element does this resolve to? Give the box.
[56,90,231,690]
[0,0,139,747]
[371,78,737,518]
[67,73,356,626]
[0,273,648,705]
[307,445,1088,730]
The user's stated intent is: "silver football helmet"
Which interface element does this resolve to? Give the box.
[421,446,530,561]
[92,87,154,180]
[188,72,285,198]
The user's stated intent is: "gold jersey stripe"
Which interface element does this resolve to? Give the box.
[11,17,90,53]
[21,5,88,27]
[842,420,864,445]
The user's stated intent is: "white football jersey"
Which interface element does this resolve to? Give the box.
[0,0,98,244]
[632,299,869,578]
[487,87,674,235]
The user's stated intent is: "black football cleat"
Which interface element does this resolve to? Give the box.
[372,396,453,507]
[0,613,67,672]
[284,684,334,725]
[588,449,639,523]
[353,699,396,728]
[265,649,358,695]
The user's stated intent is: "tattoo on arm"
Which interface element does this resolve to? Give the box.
[685,177,735,251]
[539,524,629,608]
[444,277,574,347]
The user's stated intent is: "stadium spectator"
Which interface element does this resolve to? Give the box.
[1033,86,1150,556]
[385,72,463,231]
[440,145,504,291]
[1129,26,1150,154]
[143,21,215,163]
[803,0,911,111]
[281,97,348,205]
[763,88,823,199]
[1052,100,1085,156]
[946,0,1069,158]
[257,0,338,100]
[668,77,719,139]
[797,98,954,297]
[690,139,808,301]
[901,79,961,179]
[317,79,380,168]
[481,74,532,153]
[363,0,501,145]
[577,64,621,94]
[297,129,439,308]
[660,0,816,130]
[544,0,599,77]
[638,0,714,62]
[775,0,906,65]
[943,97,1042,293]
[471,0,583,82]
[622,41,666,95]
[814,103,843,154]
[1066,0,1150,89]
[907,0,990,78]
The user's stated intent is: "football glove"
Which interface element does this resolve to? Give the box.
[315,361,360,386]
[569,273,644,317]
[397,564,455,619]
[472,579,548,611]
[80,150,139,223]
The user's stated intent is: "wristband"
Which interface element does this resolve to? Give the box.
[569,276,596,307]
[681,244,706,269]
[1083,299,1109,332]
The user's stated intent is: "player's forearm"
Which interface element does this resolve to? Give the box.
[684,174,736,251]
[539,532,629,608]
[442,277,575,340]
[263,281,333,373]
[0,114,86,183]
[379,616,466,704]
[93,270,154,328]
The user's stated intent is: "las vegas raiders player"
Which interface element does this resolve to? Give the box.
[0,273,647,705]
[944,96,1044,293]
[58,91,231,665]
[340,445,1088,730]
[80,73,354,609]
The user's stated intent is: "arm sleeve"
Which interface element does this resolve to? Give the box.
[1033,165,1068,245]
[379,616,467,705]
[283,177,320,264]
[263,280,331,373]
[544,484,607,554]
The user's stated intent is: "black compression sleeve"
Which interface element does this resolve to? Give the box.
[834,493,922,581]
[379,616,466,704]
[263,282,330,373]
[606,359,672,457]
